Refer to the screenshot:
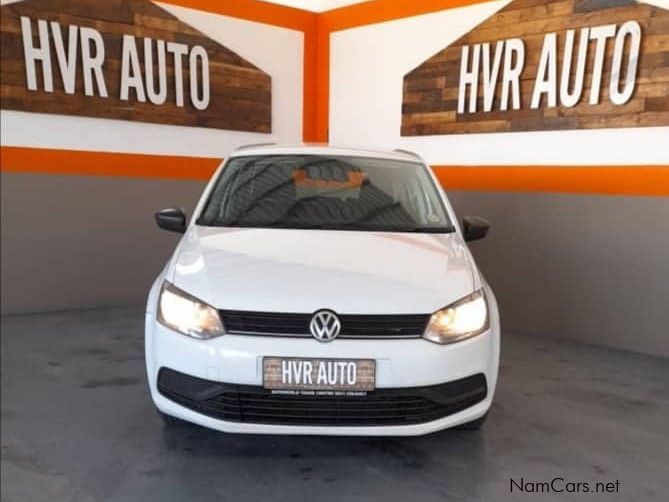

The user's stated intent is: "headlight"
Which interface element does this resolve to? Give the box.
[157,281,225,339]
[423,290,489,344]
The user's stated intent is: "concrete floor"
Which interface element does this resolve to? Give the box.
[1,307,667,502]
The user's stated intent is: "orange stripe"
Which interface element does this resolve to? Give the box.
[320,0,488,32]
[302,19,319,142]
[314,15,330,142]
[0,147,220,180]
[432,166,669,196]
[2,147,668,196]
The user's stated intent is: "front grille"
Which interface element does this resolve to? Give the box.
[220,310,430,339]
[158,368,487,426]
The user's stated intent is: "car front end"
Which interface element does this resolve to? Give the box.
[145,146,500,436]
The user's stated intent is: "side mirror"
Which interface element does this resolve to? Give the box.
[462,215,490,242]
[155,208,186,234]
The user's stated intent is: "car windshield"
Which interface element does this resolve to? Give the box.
[197,154,454,233]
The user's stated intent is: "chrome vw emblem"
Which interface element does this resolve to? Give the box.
[309,310,341,342]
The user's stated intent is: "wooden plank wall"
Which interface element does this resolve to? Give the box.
[401,0,669,136]
[0,0,272,132]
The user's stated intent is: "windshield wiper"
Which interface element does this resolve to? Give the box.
[332,224,455,233]
[395,226,455,233]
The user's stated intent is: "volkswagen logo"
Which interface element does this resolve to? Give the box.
[309,310,341,342]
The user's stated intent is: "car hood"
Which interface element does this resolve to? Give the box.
[168,226,479,314]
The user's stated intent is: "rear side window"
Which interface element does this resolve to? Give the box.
[197,154,453,233]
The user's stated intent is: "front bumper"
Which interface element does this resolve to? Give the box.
[145,305,500,436]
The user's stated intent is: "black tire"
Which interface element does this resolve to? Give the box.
[454,412,488,430]
[157,409,189,427]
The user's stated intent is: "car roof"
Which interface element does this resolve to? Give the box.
[228,143,424,162]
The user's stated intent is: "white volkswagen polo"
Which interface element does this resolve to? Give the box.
[145,145,499,436]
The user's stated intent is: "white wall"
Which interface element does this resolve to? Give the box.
[329,0,669,165]
[1,2,304,157]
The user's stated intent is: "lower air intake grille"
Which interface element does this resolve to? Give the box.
[158,368,487,426]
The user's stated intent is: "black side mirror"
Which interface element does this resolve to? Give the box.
[462,215,490,242]
[155,208,186,234]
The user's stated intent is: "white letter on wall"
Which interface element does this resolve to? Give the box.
[80,27,108,97]
[144,38,167,105]
[481,41,504,112]
[500,38,524,111]
[50,22,78,95]
[588,24,616,105]
[166,42,188,107]
[120,35,146,102]
[20,17,53,92]
[189,45,210,110]
[458,44,480,114]
[610,21,641,106]
[560,28,589,108]
[531,33,558,109]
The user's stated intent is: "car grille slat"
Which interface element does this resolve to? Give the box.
[219,310,430,339]
[158,368,487,426]
[222,399,440,414]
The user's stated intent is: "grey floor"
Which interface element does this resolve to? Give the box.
[1,307,667,502]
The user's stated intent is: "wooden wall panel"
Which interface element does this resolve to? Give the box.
[402,0,669,135]
[0,0,272,132]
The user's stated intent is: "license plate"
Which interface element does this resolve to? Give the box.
[263,357,376,392]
